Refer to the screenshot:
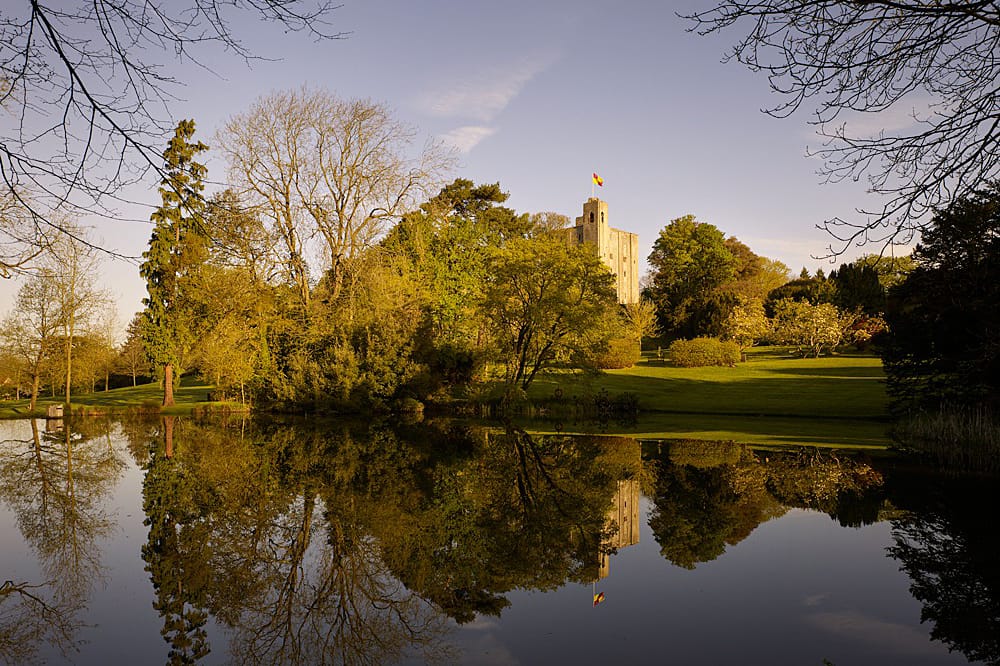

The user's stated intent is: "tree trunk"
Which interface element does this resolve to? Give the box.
[104,372,109,392]
[132,370,137,387]
[64,314,74,406]
[30,373,39,412]
[163,363,176,407]
[163,415,175,458]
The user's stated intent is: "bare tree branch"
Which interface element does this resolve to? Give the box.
[685,1,1000,256]
[0,1,345,274]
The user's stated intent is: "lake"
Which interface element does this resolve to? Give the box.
[1,416,997,665]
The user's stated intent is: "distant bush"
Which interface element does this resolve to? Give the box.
[593,337,641,369]
[668,337,740,367]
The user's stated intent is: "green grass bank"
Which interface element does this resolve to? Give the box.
[1,348,891,449]
[0,380,245,419]
[521,347,890,449]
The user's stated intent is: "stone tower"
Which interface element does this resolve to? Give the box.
[561,197,640,304]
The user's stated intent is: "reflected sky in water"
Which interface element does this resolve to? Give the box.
[1,417,994,665]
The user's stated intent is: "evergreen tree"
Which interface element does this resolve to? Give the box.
[830,261,885,315]
[140,120,209,406]
[882,184,1000,412]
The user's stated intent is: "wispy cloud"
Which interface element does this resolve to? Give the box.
[805,611,948,657]
[808,96,935,140]
[439,125,497,153]
[419,56,553,122]
[421,54,556,154]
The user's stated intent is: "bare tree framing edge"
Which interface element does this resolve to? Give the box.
[685,1,1000,257]
[0,0,345,276]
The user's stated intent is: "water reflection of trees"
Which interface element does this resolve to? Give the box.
[137,418,642,664]
[887,475,1000,666]
[0,418,126,662]
[644,441,885,569]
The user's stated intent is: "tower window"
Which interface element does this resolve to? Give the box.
[601,212,604,223]
[589,212,594,224]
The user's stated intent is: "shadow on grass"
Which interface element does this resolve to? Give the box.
[531,372,887,420]
[760,366,885,379]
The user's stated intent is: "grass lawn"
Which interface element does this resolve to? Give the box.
[0,379,242,419]
[523,346,891,448]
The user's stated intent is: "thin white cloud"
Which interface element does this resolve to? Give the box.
[418,55,555,122]
[808,96,935,140]
[439,125,497,153]
[805,611,949,657]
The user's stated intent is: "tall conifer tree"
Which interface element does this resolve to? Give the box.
[140,120,209,407]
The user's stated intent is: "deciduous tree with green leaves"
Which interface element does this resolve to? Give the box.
[140,120,209,407]
[646,215,737,339]
[482,237,618,392]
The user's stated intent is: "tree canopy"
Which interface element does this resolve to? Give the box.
[646,215,737,339]
[483,236,618,392]
[881,183,1000,412]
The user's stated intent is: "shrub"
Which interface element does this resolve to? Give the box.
[593,337,641,369]
[667,337,741,367]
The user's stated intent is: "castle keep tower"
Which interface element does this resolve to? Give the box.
[561,197,639,304]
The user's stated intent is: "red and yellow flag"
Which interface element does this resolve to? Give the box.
[593,591,605,607]
[592,172,604,187]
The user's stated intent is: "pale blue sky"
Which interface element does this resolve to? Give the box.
[2,1,907,323]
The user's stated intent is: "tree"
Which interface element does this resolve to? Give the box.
[92,303,120,392]
[205,189,278,285]
[482,237,618,392]
[721,298,770,352]
[622,299,660,345]
[855,253,916,291]
[772,299,850,358]
[765,273,835,314]
[140,120,210,407]
[0,1,342,274]
[881,184,1000,412]
[188,264,268,404]
[830,261,885,315]
[0,275,61,410]
[386,179,529,346]
[687,2,1000,254]
[46,230,106,404]
[118,315,150,387]
[0,194,47,278]
[646,215,737,339]
[720,237,786,302]
[217,88,453,308]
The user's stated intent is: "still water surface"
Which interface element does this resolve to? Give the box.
[1,416,997,665]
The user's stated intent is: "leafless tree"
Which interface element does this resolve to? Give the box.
[217,88,454,307]
[46,228,108,403]
[686,1,1000,255]
[0,192,48,277]
[0,1,343,274]
[1,271,62,410]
